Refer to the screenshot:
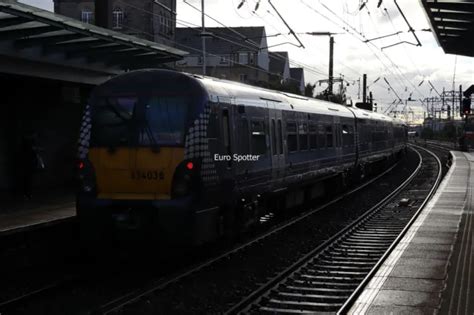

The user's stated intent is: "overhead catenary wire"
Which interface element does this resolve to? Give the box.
[117,0,327,81]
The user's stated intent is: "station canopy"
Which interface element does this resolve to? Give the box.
[0,1,188,73]
[421,0,474,57]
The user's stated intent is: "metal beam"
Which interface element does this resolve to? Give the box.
[431,11,473,21]
[0,16,29,28]
[427,2,474,13]
[80,47,143,61]
[14,32,83,49]
[0,25,58,40]
[65,43,129,58]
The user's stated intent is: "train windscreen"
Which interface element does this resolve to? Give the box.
[90,95,189,147]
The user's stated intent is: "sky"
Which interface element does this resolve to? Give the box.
[18,0,474,122]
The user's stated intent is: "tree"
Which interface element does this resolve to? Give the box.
[304,83,316,97]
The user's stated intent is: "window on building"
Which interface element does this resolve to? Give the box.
[287,122,298,152]
[249,53,255,65]
[238,52,249,65]
[112,7,124,29]
[251,121,267,155]
[198,56,203,65]
[81,9,94,24]
[219,56,228,64]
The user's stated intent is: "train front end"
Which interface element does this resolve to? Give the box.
[76,70,207,242]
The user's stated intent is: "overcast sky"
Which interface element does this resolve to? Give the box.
[19,0,474,121]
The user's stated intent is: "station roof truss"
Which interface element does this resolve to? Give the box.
[421,0,474,57]
[0,1,188,72]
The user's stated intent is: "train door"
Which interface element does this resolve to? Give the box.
[268,102,285,179]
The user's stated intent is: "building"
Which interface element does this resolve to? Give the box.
[175,26,270,85]
[53,0,176,46]
[268,51,290,86]
[268,52,305,95]
[0,1,186,199]
[290,68,305,95]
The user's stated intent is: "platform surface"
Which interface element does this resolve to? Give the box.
[0,196,75,236]
[349,151,474,315]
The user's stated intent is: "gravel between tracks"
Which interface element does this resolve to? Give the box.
[117,150,423,315]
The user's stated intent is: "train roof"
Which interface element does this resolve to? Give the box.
[98,69,400,124]
[191,73,398,123]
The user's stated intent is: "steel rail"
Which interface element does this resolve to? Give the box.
[225,146,439,314]
[96,159,402,315]
[337,144,443,314]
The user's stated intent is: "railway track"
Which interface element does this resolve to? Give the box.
[92,152,421,315]
[2,147,434,315]
[225,145,442,314]
[0,158,402,315]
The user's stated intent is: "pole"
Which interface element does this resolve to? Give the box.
[329,36,334,95]
[201,0,206,75]
[362,74,367,104]
[369,91,373,111]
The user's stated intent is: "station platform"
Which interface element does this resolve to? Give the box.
[0,194,75,236]
[349,151,474,314]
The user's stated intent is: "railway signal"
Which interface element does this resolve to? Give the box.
[462,98,471,116]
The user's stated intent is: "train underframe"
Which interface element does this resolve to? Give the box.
[77,148,405,247]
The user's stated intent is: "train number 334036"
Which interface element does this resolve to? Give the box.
[131,170,164,180]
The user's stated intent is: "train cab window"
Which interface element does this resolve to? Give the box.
[278,120,283,154]
[287,122,298,152]
[251,121,267,155]
[342,125,354,146]
[309,124,317,149]
[271,119,277,155]
[299,123,308,151]
[326,125,333,148]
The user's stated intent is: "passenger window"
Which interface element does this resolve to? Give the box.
[278,120,283,154]
[317,125,326,148]
[326,125,333,148]
[239,119,250,154]
[271,119,277,155]
[222,109,232,166]
[251,120,266,155]
[287,122,298,152]
[299,123,308,151]
[342,124,354,146]
[309,124,317,149]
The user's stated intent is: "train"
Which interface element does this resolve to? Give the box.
[76,69,407,244]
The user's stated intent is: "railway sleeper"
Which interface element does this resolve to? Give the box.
[262,298,342,312]
[308,264,373,271]
[284,285,354,295]
[317,258,380,266]
[290,279,358,289]
[296,274,365,282]
[329,247,387,254]
[347,236,396,242]
[257,306,329,314]
[301,268,369,277]
[272,291,349,303]
[337,243,390,249]
[324,251,384,259]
